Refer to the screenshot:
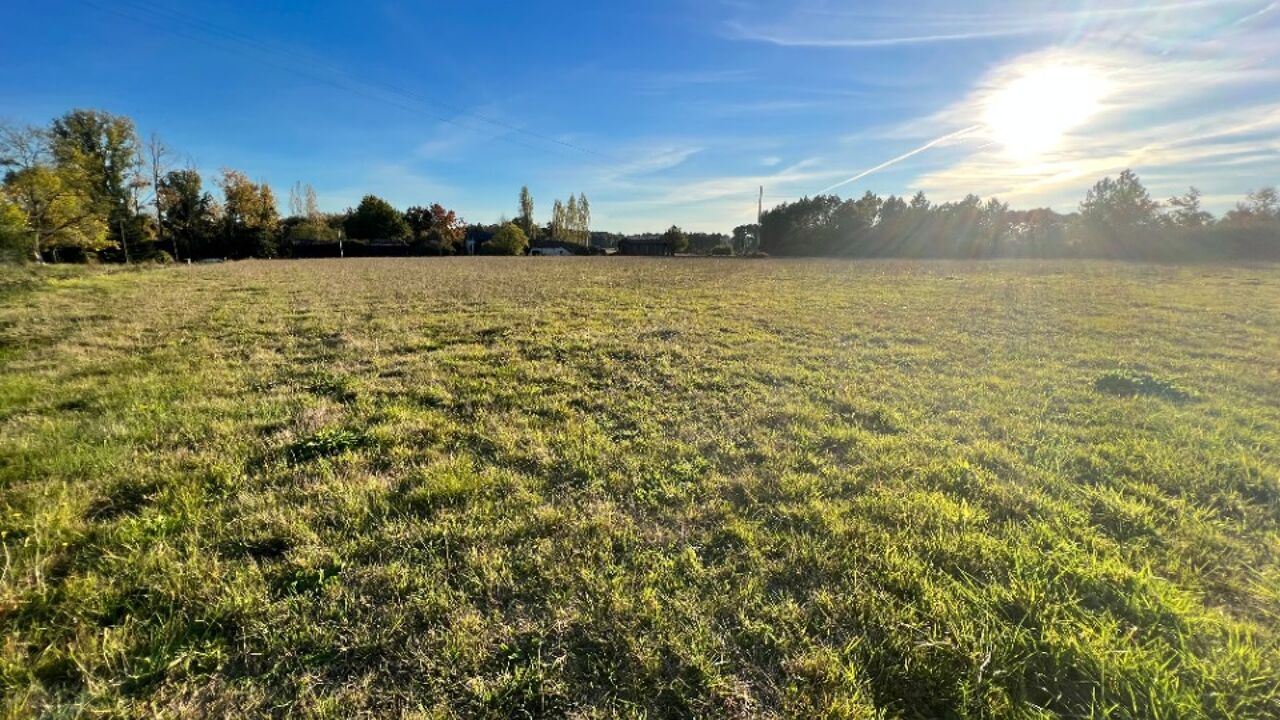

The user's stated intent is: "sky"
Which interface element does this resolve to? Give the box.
[2,0,1277,233]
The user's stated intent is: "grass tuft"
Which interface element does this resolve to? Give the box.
[1094,370,1194,402]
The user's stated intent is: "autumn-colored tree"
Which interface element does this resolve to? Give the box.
[577,193,591,247]
[551,199,565,242]
[424,203,465,255]
[219,169,279,258]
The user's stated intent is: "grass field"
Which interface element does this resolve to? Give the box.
[1,258,1278,718]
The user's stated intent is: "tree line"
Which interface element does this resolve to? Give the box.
[757,171,1280,260]
[0,109,607,262]
[0,109,487,263]
[5,109,1277,263]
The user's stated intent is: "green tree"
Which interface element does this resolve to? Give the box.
[1222,187,1279,227]
[487,222,529,255]
[1079,170,1160,232]
[158,169,219,259]
[661,224,689,253]
[3,165,109,262]
[517,186,536,242]
[1166,187,1213,229]
[345,195,409,241]
[404,205,432,244]
[0,195,31,261]
[731,224,758,254]
[48,109,143,262]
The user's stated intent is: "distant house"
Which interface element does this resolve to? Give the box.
[528,240,603,256]
[618,238,675,256]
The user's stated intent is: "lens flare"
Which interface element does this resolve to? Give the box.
[983,61,1111,158]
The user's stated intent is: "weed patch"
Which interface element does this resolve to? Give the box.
[1094,370,1194,401]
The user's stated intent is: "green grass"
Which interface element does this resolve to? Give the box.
[1,258,1278,718]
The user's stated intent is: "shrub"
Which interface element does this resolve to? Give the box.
[486,223,529,256]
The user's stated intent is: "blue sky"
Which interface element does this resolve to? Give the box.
[2,0,1277,232]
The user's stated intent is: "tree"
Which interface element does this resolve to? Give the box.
[1165,187,1213,229]
[518,186,536,242]
[0,122,51,171]
[219,169,279,258]
[551,199,565,242]
[146,133,176,258]
[578,193,591,246]
[487,222,529,255]
[404,205,432,243]
[2,165,109,262]
[158,169,218,259]
[424,203,465,254]
[1079,170,1160,232]
[288,181,322,220]
[0,195,31,261]
[49,110,143,262]
[566,195,579,244]
[1223,187,1279,227]
[732,224,758,254]
[661,224,689,253]
[345,194,409,241]
[2,121,110,262]
[759,195,846,255]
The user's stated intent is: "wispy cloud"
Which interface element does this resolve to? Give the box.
[723,20,1030,48]
[723,0,1270,49]
[897,31,1280,208]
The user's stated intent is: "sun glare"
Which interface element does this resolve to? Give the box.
[982,62,1110,159]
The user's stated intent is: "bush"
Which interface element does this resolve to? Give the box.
[710,245,733,256]
[485,223,529,256]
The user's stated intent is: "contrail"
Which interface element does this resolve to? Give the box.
[818,124,982,195]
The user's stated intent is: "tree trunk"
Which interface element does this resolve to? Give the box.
[117,215,131,263]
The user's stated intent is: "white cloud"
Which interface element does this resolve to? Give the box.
[722,0,1270,49]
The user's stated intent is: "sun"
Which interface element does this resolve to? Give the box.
[982,61,1111,159]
